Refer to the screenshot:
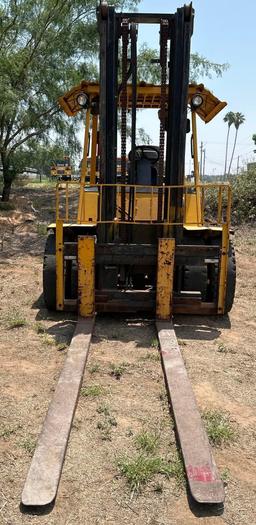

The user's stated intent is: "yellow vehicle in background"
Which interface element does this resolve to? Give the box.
[50,155,72,180]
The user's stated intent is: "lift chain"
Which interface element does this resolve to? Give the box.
[158,19,169,185]
[120,19,129,220]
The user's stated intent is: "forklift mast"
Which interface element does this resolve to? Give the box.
[98,2,194,235]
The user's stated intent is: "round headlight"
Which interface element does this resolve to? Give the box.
[191,94,203,108]
[77,93,89,108]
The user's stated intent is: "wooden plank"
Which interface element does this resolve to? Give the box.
[156,320,225,504]
[21,317,94,507]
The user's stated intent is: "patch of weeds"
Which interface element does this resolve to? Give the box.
[135,430,159,454]
[34,322,46,334]
[141,352,159,362]
[41,333,55,346]
[55,342,68,352]
[97,404,117,441]
[110,362,129,380]
[0,201,15,211]
[36,223,48,236]
[177,339,187,346]
[117,454,176,495]
[0,424,21,439]
[7,312,27,329]
[97,421,112,441]
[221,467,231,486]
[80,385,104,397]
[217,342,229,354]
[203,410,236,447]
[151,338,159,349]
[167,452,185,487]
[97,403,110,416]
[89,363,100,374]
[154,482,163,493]
[19,438,36,456]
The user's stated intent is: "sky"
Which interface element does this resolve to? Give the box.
[136,0,256,175]
[76,0,255,176]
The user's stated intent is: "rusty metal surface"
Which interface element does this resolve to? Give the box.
[21,317,94,507]
[156,238,175,319]
[156,320,225,504]
[78,236,95,317]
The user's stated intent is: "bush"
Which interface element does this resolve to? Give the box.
[231,169,256,224]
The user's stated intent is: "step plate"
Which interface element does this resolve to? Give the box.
[156,320,225,504]
[21,317,94,507]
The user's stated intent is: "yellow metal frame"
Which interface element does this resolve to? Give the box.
[56,181,232,227]
[156,238,175,319]
[78,236,95,317]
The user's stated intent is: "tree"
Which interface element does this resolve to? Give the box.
[0,1,228,201]
[252,134,256,153]
[0,0,139,201]
[137,45,229,84]
[223,111,235,178]
[227,112,245,176]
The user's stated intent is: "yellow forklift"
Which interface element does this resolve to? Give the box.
[50,155,72,180]
[22,1,235,510]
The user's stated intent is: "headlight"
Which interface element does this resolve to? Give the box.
[77,93,89,109]
[191,94,203,109]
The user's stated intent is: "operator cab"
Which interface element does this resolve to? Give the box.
[128,145,159,185]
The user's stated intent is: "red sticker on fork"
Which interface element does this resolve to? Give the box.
[187,464,216,482]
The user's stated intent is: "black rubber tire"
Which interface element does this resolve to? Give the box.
[183,265,208,301]
[43,233,56,310]
[224,242,236,313]
[207,241,236,313]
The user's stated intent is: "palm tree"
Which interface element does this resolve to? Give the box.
[227,112,245,176]
[223,111,235,178]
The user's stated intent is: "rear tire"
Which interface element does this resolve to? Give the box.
[43,233,56,310]
[224,242,236,313]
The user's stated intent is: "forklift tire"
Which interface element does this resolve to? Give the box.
[224,242,236,314]
[207,241,236,313]
[43,233,56,310]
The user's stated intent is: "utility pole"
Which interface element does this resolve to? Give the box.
[199,141,203,178]
[203,148,206,179]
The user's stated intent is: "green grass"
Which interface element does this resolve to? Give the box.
[0,425,21,439]
[7,312,27,329]
[109,362,129,380]
[41,333,55,346]
[117,453,184,495]
[36,222,48,236]
[150,337,159,349]
[203,410,236,446]
[89,363,100,374]
[135,430,159,454]
[80,385,104,397]
[34,322,46,334]
[96,402,117,440]
[0,201,15,211]
[217,342,229,354]
[19,438,36,456]
[140,352,159,362]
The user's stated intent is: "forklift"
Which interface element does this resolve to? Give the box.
[22,1,235,509]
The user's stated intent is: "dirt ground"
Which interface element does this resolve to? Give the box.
[0,187,255,525]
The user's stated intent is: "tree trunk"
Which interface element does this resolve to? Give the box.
[2,179,12,201]
[228,128,238,176]
[223,125,230,179]
[1,154,13,202]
